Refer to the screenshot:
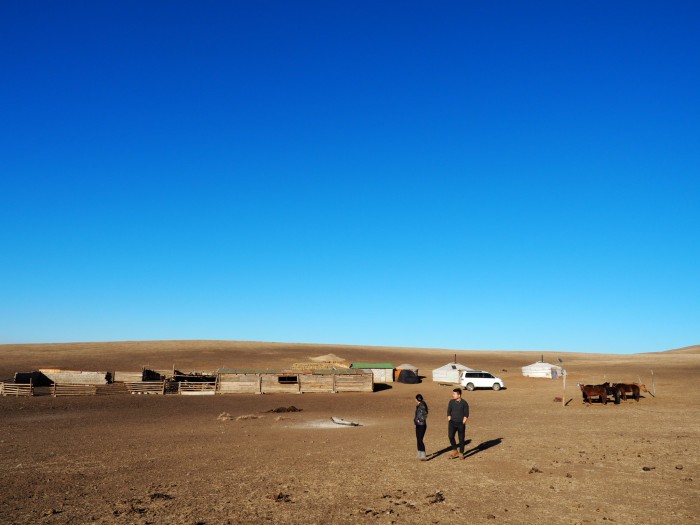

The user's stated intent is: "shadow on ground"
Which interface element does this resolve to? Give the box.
[426,437,503,461]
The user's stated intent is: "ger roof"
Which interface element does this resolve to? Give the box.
[522,361,562,368]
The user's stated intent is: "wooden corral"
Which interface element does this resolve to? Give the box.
[52,384,98,397]
[39,369,109,385]
[217,372,262,394]
[113,371,143,382]
[0,381,34,397]
[0,368,374,397]
[14,371,52,387]
[178,382,217,395]
[217,369,374,394]
[125,381,166,395]
[332,371,375,392]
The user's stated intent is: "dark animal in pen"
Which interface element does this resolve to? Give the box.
[605,383,621,404]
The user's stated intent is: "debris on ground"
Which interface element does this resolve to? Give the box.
[271,493,292,503]
[149,493,173,501]
[330,416,361,426]
[427,491,445,504]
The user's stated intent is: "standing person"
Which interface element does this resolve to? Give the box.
[446,388,469,459]
[414,394,429,460]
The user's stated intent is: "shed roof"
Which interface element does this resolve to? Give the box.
[350,363,394,369]
[217,368,365,375]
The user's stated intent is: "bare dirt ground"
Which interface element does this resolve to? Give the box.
[1,341,698,525]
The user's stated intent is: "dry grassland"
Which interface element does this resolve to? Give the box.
[1,341,698,524]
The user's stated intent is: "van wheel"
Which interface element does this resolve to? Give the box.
[465,383,475,391]
[492,383,501,391]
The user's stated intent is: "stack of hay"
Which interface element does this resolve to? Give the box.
[290,353,350,371]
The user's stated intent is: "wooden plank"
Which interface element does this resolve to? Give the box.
[261,376,301,394]
[178,382,216,395]
[218,374,261,382]
[334,374,373,392]
[96,383,128,395]
[113,371,143,382]
[179,390,216,396]
[40,370,109,385]
[217,382,259,394]
[300,374,334,393]
[125,381,166,395]
[52,384,97,397]
[0,383,34,397]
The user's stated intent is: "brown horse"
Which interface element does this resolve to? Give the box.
[579,383,608,405]
[614,383,641,401]
[605,382,621,404]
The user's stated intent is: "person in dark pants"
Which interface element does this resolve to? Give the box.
[414,394,429,460]
[447,388,469,459]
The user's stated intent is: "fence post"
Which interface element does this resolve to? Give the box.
[562,371,566,407]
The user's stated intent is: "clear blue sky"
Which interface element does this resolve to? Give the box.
[2,1,698,353]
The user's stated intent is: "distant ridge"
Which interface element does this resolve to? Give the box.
[664,345,700,354]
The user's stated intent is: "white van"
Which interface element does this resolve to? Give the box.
[459,370,505,391]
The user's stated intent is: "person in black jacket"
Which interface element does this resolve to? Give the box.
[414,394,429,460]
[446,388,469,459]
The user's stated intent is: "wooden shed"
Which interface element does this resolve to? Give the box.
[216,369,373,394]
[39,369,110,385]
[350,363,394,383]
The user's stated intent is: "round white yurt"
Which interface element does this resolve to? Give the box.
[521,361,565,378]
[432,363,472,383]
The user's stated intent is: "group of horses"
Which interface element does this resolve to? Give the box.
[578,382,648,405]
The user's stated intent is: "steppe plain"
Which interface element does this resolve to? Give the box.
[1,341,698,525]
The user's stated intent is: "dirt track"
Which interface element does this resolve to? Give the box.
[1,341,698,524]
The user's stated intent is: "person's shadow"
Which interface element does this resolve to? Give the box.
[462,438,503,458]
[426,438,503,461]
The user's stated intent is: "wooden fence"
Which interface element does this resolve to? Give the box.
[1,371,374,397]
[217,375,262,394]
[125,381,166,395]
[334,374,374,393]
[52,384,97,397]
[0,382,34,397]
[113,371,143,382]
[300,374,335,393]
[178,382,217,395]
[217,371,374,394]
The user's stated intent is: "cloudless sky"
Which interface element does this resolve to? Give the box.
[2,1,698,353]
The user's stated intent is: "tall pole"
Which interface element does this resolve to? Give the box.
[562,371,566,407]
